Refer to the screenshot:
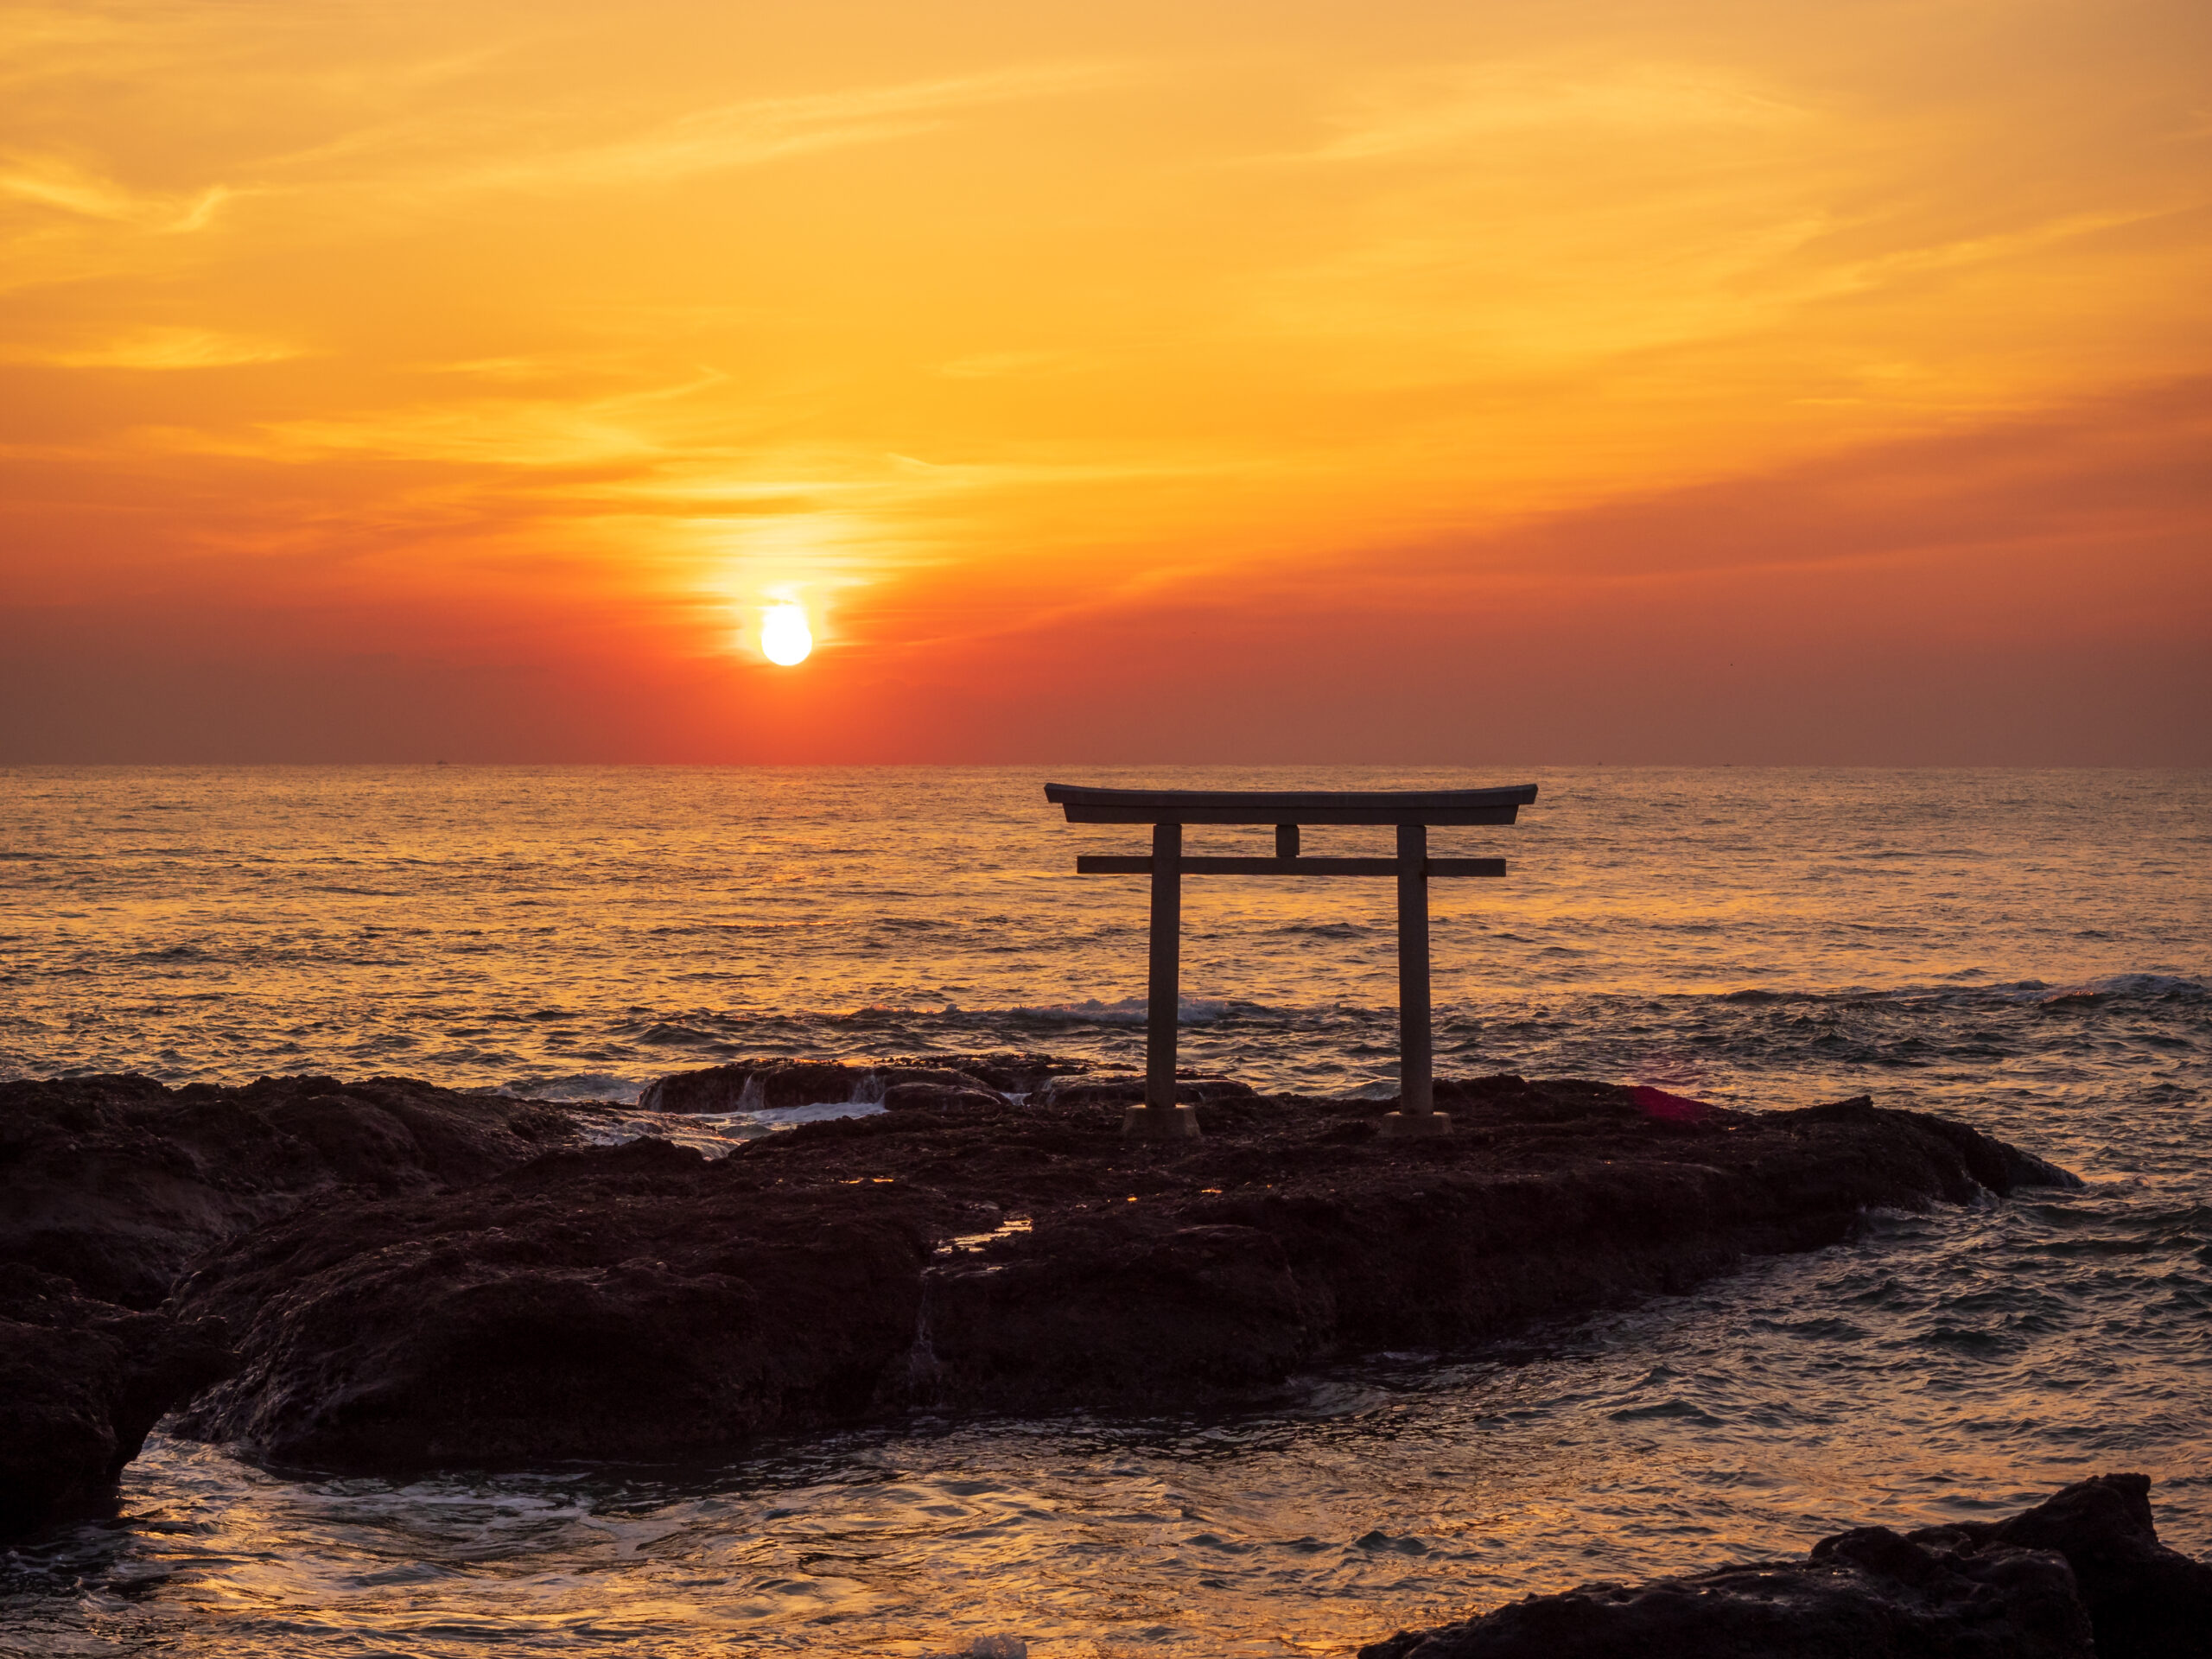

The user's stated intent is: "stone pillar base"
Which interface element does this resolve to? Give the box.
[1379,1110,1452,1139]
[1122,1103,1202,1140]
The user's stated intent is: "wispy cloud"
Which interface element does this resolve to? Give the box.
[0,152,234,231]
[2,54,1122,279]
[1310,61,1808,162]
[427,62,1125,195]
[6,327,302,369]
[188,369,732,469]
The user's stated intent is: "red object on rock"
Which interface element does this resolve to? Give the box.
[1629,1085,1714,1124]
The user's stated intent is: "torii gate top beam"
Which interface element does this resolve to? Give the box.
[1044,783,1537,825]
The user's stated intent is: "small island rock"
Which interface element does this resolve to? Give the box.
[168,1077,2079,1472]
[1359,1473,2210,1659]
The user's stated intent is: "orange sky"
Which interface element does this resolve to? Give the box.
[3,0,2208,763]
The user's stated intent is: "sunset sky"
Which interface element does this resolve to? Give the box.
[3,0,2207,764]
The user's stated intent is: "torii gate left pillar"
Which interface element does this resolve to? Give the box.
[1044,783,1540,1140]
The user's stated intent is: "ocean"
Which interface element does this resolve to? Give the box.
[2,765,2207,1656]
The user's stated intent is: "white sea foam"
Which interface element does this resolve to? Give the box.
[490,1072,652,1105]
[580,1092,890,1157]
[743,1098,890,1126]
[998,995,1254,1025]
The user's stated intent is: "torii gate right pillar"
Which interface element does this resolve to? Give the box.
[1385,821,1446,1136]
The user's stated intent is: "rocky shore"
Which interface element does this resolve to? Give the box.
[168,1067,2079,1471]
[1359,1472,2212,1659]
[2,1057,2085,1538]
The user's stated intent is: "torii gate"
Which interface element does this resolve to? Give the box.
[1044,783,1540,1139]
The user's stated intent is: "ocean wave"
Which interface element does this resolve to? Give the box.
[579,1096,888,1156]
[822,1002,949,1025]
[2029,973,2207,1004]
[645,920,817,935]
[993,996,1287,1027]
[632,1020,744,1049]
[1707,976,2204,1011]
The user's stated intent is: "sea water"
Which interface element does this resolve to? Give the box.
[1,766,2206,1656]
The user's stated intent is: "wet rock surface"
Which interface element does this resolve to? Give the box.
[0,1265,230,1536]
[1358,1473,2211,1659]
[0,1073,586,1308]
[168,1074,2077,1472]
[881,1081,1016,1113]
[1037,1075,1260,1109]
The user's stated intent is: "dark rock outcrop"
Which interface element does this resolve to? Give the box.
[0,1073,585,1308]
[1788,1095,2081,1193]
[921,1219,1309,1402]
[636,1052,1095,1113]
[173,1137,934,1467]
[1873,1471,2212,1659]
[169,1076,2077,1472]
[1364,1538,2092,1657]
[0,1266,231,1535]
[1359,1473,2209,1659]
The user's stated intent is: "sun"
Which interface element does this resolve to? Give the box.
[760,604,813,666]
